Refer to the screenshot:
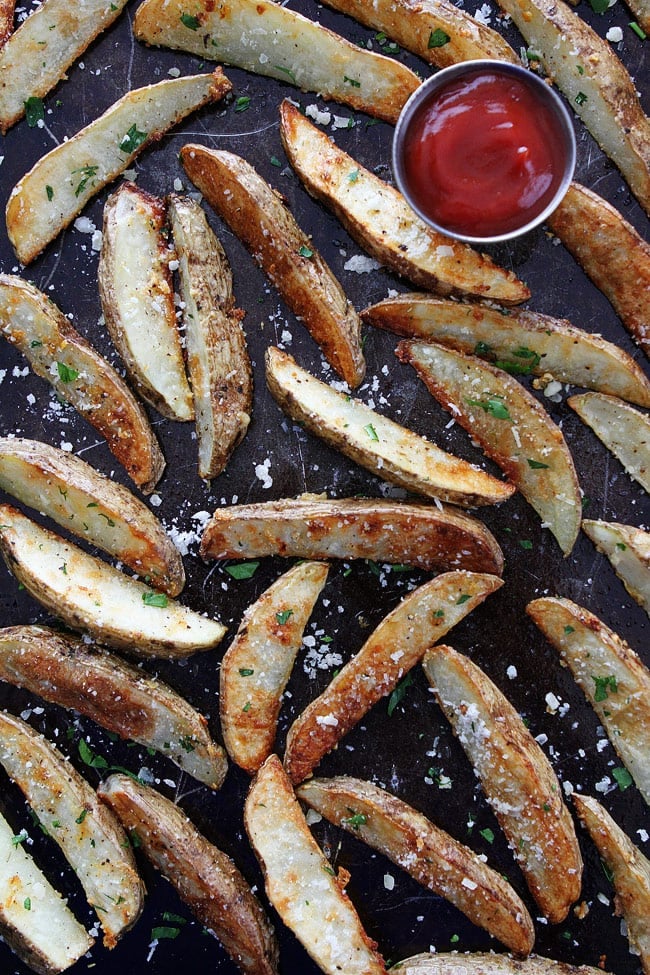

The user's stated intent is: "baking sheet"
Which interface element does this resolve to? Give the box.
[0,1,648,973]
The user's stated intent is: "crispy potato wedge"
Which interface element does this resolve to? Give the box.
[526,597,650,805]
[245,755,386,974]
[0,275,164,494]
[391,953,611,975]
[0,505,225,658]
[423,644,583,922]
[99,183,194,422]
[0,437,184,596]
[582,519,650,616]
[397,340,581,555]
[362,294,650,408]
[221,561,329,774]
[284,571,502,784]
[568,391,650,494]
[0,0,127,133]
[493,0,650,216]
[296,776,535,956]
[547,183,650,358]
[5,69,232,264]
[573,794,650,973]
[0,711,143,948]
[180,146,365,388]
[134,0,418,124]
[99,774,279,975]
[0,0,14,49]
[0,624,228,788]
[266,347,514,508]
[0,808,93,975]
[279,101,530,306]
[168,194,252,479]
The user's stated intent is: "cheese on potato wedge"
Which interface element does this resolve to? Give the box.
[568,392,650,494]
[582,519,650,616]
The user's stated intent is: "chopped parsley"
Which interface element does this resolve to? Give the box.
[274,64,297,84]
[564,625,575,634]
[575,91,588,106]
[298,245,313,258]
[234,96,251,112]
[495,346,541,375]
[364,422,379,441]
[46,185,54,201]
[225,561,260,580]
[456,593,471,605]
[612,766,633,791]
[342,811,368,830]
[180,12,200,29]
[151,925,181,940]
[428,28,450,48]
[24,96,44,127]
[387,671,415,716]
[56,362,79,383]
[466,396,512,420]
[78,739,109,769]
[72,164,99,197]
[629,21,646,38]
[238,668,255,677]
[479,827,495,843]
[142,591,168,608]
[593,674,618,702]
[276,609,294,625]
[343,75,361,87]
[120,123,148,154]
[527,458,550,469]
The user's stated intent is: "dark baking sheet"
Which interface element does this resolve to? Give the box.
[0,2,648,973]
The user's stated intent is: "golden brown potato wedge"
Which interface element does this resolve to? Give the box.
[168,194,252,479]
[582,519,650,616]
[362,294,650,408]
[296,776,535,956]
[0,0,14,49]
[397,340,582,555]
[266,347,514,508]
[0,505,225,659]
[279,101,530,306]
[391,953,612,975]
[284,571,502,784]
[568,392,650,494]
[423,644,583,923]
[180,146,365,388]
[5,69,232,264]
[244,755,386,975]
[0,275,164,494]
[526,597,650,805]
[99,774,279,975]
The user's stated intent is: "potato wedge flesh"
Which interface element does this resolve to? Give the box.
[392,953,611,975]
[582,519,650,615]
[568,392,650,494]
[0,1,14,49]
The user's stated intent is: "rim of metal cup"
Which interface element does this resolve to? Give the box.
[392,59,577,246]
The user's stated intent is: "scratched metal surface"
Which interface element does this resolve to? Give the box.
[0,1,648,974]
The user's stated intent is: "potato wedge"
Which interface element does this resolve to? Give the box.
[6,69,232,264]
[362,294,650,408]
[0,437,184,596]
[568,392,650,494]
[221,562,329,774]
[573,794,650,973]
[266,347,514,508]
[582,519,650,616]
[99,774,279,975]
[134,0,418,124]
[0,808,93,975]
[284,570,502,784]
[279,100,530,306]
[201,496,505,575]
[168,194,252,479]
[391,953,611,975]
[99,183,194,422]
[244,755,386,974]
[422,644,583,923]
[526,596,650,805]
[493,0,650,216]
[0,624,228,788]
[547,183,650,358]
[0,275,164,494]
[0,505,225,658]
[0,0,127,133]
[296,776,535,956]
[397,340,582,555]
[0,0,14,49]
[626,0,650,33]
[180,146,365,388]
[0,711,143,948]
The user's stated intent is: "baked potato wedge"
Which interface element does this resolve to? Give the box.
[0,275,164,494]
[391,953,611,975]
[296,776,535,956]
[134,0,418,124]
[99,774,279,975]
[279,101,530,306]
[0,437,184,596]
[568,392,650,494]
[221,561,329,774]
[526,597,650,805]
[423,644,583,923]
[99,183,194,422]
[180,146,365,388]
[0,711,143,948]
[362,294,650,408]
[0,505,225,658]
[0,0,14,49]
[266,347,515,508]
[244,755,386,975]
[5,69,232,264]
[0,624,228,788]
[200,496,505,575]
[168,194,252,479]
[582,519,650,616]
[397,340,581,555]
[284,570,502,784]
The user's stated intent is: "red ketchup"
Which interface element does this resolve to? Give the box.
[402,68,568,239]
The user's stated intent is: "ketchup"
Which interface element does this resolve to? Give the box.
[401,68,568,238]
